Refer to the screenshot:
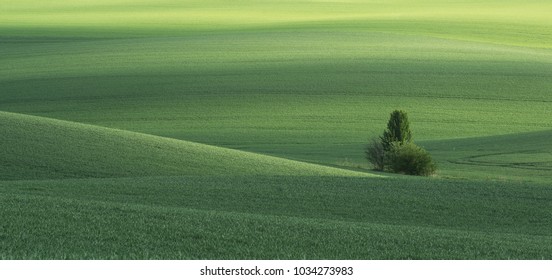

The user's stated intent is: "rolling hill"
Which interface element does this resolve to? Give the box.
[0,111,372,180]
[0,0,551,260]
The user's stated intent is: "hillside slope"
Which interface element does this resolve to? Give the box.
[0,111,373,180]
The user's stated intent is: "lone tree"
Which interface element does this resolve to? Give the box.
[366,109,436,176]
[380,110,412,151]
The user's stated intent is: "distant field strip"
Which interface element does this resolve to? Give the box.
[1,0,551,47]
[455,152,552,171]
[423,130,552,182]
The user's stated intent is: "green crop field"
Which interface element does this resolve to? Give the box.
[0,0,551,259]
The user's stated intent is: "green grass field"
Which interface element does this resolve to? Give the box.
[2,176,552,259]
[1,0,551,259]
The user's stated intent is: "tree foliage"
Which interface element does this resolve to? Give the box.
[380,110,412,151]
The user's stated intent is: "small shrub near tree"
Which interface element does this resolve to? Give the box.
[366,109,436,176]
[386,142,436,176]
